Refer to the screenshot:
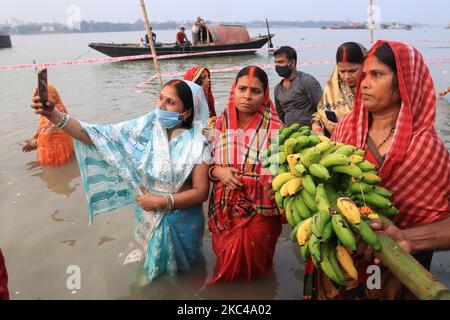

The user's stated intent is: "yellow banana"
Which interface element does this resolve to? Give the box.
[296,217,313,246]
[272,172,296,191]
[335,244,358,281]
[280,182,290,197]
[285,177,303,196]
[287,154,301,174]
[336,197,361,224]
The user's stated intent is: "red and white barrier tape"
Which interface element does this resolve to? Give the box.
[0,44,340,71]
[136,57,450,87]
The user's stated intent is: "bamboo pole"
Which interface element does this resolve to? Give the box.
[375,233,450,300]
[140,0,163,86]
[369,0,374,45]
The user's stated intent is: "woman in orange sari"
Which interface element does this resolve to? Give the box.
[22,85,74,165]
[184,66,216,118]
[208,66,283,282]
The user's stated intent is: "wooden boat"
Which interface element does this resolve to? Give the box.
[0,33,12,48]
[89,24,274,60]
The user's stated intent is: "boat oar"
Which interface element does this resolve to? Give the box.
[265,18,274,54]
[140,0,163,87]
[375,233,450,300]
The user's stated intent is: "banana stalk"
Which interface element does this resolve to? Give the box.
[375,234,450,300]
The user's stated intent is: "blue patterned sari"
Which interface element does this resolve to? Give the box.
[73,81,211,282]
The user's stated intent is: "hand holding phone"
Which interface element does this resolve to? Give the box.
[325,109,338,123]
[37,68,48,107]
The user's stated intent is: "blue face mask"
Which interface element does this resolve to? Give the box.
[154,108,186,129]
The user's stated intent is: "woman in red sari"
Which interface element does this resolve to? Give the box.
[184,66,216,118]
[0,249,8,300]
[22,85,74,165]
[208,66,283,282]
[304,40,450,300]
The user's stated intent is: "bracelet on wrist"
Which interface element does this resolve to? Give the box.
[208,166,219,182]
[52,113,70,130]
[165,194,175,211]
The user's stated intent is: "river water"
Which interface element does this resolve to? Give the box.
[0,27,449,299]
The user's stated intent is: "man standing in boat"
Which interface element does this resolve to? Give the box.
[191,17,205,46]
[273,46,322,126]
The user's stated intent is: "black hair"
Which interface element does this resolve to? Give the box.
[235,66,269,93]
[336,42,365,64]
[274,46,297,63]
[373,43,397,74]
[164,79,194,129]
[373,43,399,93]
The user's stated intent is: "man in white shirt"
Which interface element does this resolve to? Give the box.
[192,17,205,46]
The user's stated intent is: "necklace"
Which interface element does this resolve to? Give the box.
[376,126,396,149]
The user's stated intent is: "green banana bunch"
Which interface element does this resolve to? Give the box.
[300,148,322,168]
[315,183,332,212]
[319,153,351,167]
[301,188,318,212]
[302,174,316,195]
[308,233,323,267]
[331,214,357,251]
[294,193,312,219]
[309,163,331,180]
[331,163,363,179]
[354,192,392,209]
[357,160,376,172]
[334,145,357,156]
[320,241,346,286]
[352,220,381,251]
[311,210,332,239]
[285,197,297,228]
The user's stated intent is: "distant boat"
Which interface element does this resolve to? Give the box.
[329,22,367,30]
[446,24,450,29]
[381,22,412,30]
[0,32,12,48]
[89,24,274,60]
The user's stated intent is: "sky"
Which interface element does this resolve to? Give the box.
[0,0,448,25]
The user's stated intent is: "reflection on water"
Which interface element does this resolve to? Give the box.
[27,155,80,197]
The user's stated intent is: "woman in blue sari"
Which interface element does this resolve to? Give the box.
[30,80,212,282]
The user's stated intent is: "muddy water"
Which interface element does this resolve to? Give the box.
[0,27,449,299]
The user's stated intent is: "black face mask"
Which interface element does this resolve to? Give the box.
[275,62,294,78]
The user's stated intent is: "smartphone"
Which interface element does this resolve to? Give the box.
[325,109,338,123]
[37,68,48,107]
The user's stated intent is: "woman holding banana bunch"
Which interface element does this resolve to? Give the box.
[304,41,450,299]
[207,66,284,282]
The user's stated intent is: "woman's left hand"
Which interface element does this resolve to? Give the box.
[323,120,337,135]
[22,138,38,152]
[135,186,167,211]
